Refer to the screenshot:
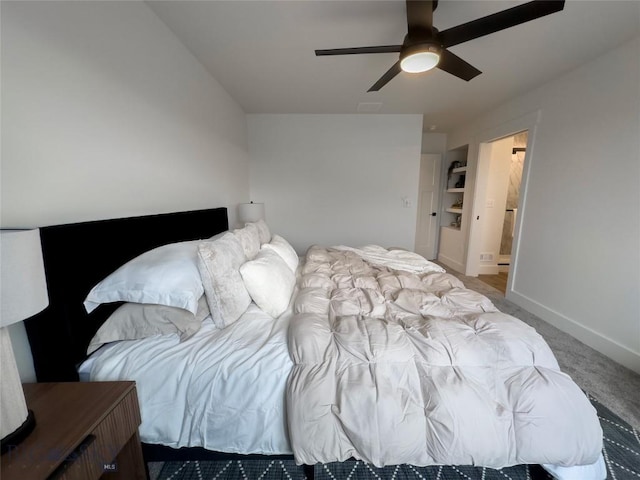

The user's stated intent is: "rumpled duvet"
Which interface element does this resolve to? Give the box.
[287,245,602,469]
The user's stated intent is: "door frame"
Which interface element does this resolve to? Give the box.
[465,110,540,297]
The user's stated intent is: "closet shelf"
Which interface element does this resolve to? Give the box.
[446,208,463,214]
[447,188,465,193]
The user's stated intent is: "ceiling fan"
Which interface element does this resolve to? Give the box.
[315,0,566,91]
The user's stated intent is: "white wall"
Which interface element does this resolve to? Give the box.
[1,1,250,380]
[448,37,640,373]
[247,114,423,253]
[422,132,447,155]
[1,1,249,230]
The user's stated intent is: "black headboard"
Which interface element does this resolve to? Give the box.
[24,207,229,382]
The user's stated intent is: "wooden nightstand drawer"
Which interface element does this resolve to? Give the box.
[1,382,147,480]
[54,386,142,479]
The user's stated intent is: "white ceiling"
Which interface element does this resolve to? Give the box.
[147,0,640,132]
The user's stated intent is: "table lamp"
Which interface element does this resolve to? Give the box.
[238,201,265,224]
[0,229,49,454]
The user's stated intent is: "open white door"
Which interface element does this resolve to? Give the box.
[414,154,441,259]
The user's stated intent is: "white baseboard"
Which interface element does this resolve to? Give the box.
[437,254,465,274]
[507,289,640,374]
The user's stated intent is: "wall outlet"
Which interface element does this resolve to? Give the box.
[480,252,494,261]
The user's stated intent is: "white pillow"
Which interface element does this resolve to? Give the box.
[197,233,251,328]
[240,248,295,318]
[262,234,299,272]
[233,223,260,260]
[87,295,210,355]
[84,240,204,315]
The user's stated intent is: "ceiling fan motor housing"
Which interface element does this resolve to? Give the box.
[401,41,442,58]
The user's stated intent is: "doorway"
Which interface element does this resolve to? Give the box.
[463,110,539,296]
[474,132,526,293]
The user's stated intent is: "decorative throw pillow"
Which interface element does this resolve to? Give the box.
[251,219,271,245]
[262,234,299,272]
[197,233,251,328]
[233,223,261,260]
[84,240,204,315]
[240,248,296,318]
[87,295,210,354]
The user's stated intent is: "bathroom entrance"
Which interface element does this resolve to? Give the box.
[476,131,527,294]
[464,110,539,296]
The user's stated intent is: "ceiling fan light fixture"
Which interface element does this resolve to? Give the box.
[315,0,565,90]
[400,44,441,73]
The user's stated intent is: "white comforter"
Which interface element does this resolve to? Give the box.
[84,304,294,455]
[287,246,603,469]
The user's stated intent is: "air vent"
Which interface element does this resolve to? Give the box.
[357,102,382,113]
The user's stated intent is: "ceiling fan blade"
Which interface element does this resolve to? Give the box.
[315,45,402,56]
[439,0,565,48]
[368,61,402,92]
[406,0,434,34]
[437,49,482,81]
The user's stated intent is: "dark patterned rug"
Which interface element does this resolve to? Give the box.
[155,396,639,479]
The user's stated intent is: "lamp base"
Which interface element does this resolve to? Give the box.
[0,409,36,455]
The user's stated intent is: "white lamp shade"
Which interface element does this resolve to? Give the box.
[0,229,49,327]
[238,202,265,224]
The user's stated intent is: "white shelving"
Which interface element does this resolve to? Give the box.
[438,145,469,272]
[443,161,467,230]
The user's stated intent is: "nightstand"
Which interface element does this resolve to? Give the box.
[1,381,147,480]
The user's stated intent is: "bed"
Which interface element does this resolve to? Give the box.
[24,208,606,479]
